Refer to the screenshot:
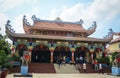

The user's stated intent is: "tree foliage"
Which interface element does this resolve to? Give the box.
[0,28,11,69]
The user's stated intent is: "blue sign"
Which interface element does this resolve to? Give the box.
[112,67,119,75]
[21,66,28,75]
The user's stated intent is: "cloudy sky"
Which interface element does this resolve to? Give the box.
[0,0,120,41]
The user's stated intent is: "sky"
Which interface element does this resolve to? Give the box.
[0,0,120,43]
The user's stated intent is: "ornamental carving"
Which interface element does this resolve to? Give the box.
[88,21,97,30]
[23,15,31,26]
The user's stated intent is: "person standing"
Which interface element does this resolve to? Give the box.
[94,60,98,71]
[83,63,86,72]
[99,63,104,74]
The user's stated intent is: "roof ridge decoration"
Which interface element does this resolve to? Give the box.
[76,19,84,26]
[31,15,40,22]
[23,15,85,26]
[88,21,97,31]
[5,20,15,33]
[54,17,63,22]
[103,28,114,39]
[23,15,31,26]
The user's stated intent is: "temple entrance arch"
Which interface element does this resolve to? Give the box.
[53,46,71,63]
[31,45,50,63]
[74,46,89,62]
[16,44,28,57]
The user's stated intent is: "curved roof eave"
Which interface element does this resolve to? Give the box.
[6,29,111,43]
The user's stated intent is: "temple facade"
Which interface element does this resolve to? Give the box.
[6,15,113,63]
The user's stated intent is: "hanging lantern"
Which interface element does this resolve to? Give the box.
[50,47,54,52]
[40,45,43,49]
[28,46,33,52]
[71,48,75,52]
[81,46,85,50]
[28,46,33,49]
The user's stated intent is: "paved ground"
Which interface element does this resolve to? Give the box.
[6,73,120,78]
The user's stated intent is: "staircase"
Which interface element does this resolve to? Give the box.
[10,63,56,73]
[78,64,111,73]
[28,63,56,73]
[54,64,79,73]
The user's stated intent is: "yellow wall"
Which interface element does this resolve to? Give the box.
[108,42,120,51]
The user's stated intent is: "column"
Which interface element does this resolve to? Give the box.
[50,51,53,63]
[50,47,55,63]
[71,48,75,63]
[72,51,74,63]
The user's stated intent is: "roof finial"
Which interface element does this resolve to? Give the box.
[23,15,31,26]
[92,21,97,27]
[79,19,84,26]
[31,15,40,22]
[108,28,113,37]
[88,21,97,30]
[55,17,62,22]
[103,28,113,38]
[5,20,11,30]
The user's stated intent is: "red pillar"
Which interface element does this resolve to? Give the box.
[72,51,74,63]
[50,51,53,63]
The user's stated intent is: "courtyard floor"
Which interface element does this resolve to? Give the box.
[6,73,120,78]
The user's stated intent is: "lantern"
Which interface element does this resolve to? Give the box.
[81,46,85,50]
[40,45,43,49]
[50,47,55,52]
[71,48,75,52]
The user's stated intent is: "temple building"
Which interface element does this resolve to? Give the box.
[6,15,113,63]
[107,32,120,54]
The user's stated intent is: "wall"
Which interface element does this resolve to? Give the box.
[108,42,120,51]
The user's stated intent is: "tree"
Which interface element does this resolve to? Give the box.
[0,28,11,69]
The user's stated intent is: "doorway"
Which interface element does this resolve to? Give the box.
[53,46,71,63]
[31,45,50,63]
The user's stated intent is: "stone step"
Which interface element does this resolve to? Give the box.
[54,64,80,73]
[10,63,56,73]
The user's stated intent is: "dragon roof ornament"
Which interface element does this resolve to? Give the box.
[31,15,40,22]
[23,15,31,26]
[88,21,97,30]
[5,20,15,33]
[103,28,114,39]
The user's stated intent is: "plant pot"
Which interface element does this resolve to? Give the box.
[0,69,8,78]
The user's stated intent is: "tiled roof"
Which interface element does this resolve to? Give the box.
[23,20,95,35]
[33,21,85,31]
[110,37,120,43]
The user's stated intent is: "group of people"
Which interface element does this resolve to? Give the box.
[93,60,104,74]
[75,56,104,74]
[75,56,86,72]
[56,55,71,69]
[55,55,104,74]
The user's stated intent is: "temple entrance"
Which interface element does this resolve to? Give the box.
[16,44,28,57]
[74,46,88,63]
[53,46,71,63]
[31,45,50,63]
